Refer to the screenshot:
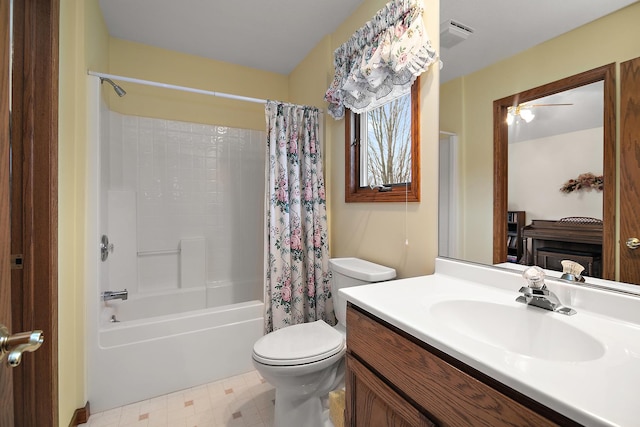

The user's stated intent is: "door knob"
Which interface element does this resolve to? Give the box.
[0,324,44,367]
[626,237,640,250]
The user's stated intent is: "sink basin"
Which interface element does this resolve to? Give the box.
[430,300,605,362]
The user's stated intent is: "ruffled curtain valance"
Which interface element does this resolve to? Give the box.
[324,0,437,119]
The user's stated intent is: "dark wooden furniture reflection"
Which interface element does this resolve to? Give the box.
[522,219,603,278]
[507,211,525,263]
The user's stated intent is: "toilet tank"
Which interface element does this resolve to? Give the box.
[329,257,396,326]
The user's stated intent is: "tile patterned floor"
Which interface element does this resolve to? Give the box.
[80,370,275,427]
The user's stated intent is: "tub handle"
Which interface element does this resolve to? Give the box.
[100,234,115,262]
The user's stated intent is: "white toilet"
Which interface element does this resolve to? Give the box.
[252,257,396,427]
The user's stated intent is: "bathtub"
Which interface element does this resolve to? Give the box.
[103,280,262,322]
[88,294,264,412]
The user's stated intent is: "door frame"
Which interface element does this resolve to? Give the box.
[619,57,640,284]
[438,131,459,259]
[1,0,14,421]
[9,0,59,425]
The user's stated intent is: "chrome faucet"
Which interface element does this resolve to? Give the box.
[102,289,128,301]
[516,267,576,316]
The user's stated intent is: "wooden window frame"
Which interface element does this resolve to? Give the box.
[345,77,420,203]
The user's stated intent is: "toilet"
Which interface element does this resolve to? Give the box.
[252,257,396,427]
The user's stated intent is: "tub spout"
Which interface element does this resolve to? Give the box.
[102,289,128,301]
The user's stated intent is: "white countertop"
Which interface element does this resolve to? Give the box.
[340,258,640,427]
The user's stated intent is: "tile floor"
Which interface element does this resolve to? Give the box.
[80,370,275,427]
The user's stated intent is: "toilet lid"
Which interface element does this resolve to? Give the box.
[253,320,345,366]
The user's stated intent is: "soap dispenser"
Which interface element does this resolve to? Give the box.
[560,260,585,283]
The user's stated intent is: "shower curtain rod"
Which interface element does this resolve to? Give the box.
[88,70,269,105]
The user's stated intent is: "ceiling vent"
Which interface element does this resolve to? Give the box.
[440,20,474,49]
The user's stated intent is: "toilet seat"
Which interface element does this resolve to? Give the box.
[253,320,345,366]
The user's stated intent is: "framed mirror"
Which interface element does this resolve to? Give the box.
[492,64,616,279]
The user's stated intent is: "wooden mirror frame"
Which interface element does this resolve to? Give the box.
[492,63,616,279]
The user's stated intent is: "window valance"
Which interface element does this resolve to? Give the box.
[324,0,437,120]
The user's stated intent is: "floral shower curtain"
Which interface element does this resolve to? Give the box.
[264,101,335,333]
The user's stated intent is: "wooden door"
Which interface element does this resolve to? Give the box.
[1,0,59,426]
[0,0,14,425]
[620,57,640,284]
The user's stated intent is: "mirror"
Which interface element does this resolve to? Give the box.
[440,2,640,288]
[438,2,640,289]
[493,64,616,280]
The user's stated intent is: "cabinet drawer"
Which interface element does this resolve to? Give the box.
[347,306,563,427]
[346,354,436,427]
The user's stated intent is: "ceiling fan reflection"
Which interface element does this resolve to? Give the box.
[507,103,573,125]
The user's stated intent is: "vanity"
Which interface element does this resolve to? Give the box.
[340,258,640,426]
[345,307,566,426]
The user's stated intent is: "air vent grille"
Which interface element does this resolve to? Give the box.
[440,19,475,49]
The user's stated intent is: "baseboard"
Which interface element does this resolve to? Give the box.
[69,401,90,426]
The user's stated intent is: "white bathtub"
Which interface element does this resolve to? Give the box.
[103,280,262,322]
[88,298,264,412]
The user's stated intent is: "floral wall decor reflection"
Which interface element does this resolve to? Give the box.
[560,172,604,193]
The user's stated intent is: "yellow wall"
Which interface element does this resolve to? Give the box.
[107,39,290,130]
[58,0,109,424]
[441,2,640,265]
[290,0,441,278]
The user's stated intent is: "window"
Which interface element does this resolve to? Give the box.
[345,77,420,202]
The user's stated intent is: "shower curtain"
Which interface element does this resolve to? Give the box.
[264,101,335,332]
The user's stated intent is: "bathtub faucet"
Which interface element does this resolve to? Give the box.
[102,289,128,301]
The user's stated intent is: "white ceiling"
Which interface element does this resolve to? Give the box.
[439,0,637,82]
[509,81,604,143]
[98,0,365,75]
[99,0,638,80]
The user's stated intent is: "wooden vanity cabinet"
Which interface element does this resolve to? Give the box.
[345,304,581,427]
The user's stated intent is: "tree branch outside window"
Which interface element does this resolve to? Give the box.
[365,94,411,186]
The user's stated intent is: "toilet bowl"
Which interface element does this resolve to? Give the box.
[252,257,396,427]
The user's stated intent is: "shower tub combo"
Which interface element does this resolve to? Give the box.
[92,291,263,412]
[86,75,266,412]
